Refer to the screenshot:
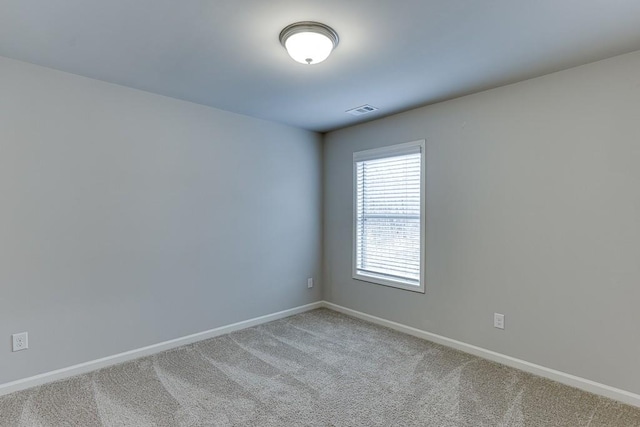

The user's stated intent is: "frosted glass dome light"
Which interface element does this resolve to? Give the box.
[279,22,339,65]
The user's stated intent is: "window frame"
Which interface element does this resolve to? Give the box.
[352,139,426,293]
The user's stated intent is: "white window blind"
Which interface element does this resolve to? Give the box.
[353,141,424,292]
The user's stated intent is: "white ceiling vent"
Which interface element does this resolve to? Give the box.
[346,104,379,116]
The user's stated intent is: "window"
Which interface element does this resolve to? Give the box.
[353,140,425,293]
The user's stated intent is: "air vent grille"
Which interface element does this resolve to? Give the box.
[346,104,379,116]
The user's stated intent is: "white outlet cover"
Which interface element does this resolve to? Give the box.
[307,278,313,288]
[12,332,29,352]
[494,313,505,330]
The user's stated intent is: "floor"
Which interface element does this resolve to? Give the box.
[1,309,639,426]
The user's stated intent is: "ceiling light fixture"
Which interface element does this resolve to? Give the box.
[279,21,339,65]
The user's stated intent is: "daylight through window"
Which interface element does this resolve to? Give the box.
[353,140,425,293]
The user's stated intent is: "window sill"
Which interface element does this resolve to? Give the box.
[352,272,425,293]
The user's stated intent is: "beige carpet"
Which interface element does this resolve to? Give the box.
[1,308,639,426]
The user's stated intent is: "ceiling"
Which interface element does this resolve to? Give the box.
[2,1,640,133]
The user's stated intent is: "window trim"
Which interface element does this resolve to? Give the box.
[352,139,426,293]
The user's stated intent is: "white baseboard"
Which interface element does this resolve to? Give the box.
[322,301,640,408]
[0,301,323,397]
[3,300,638,409]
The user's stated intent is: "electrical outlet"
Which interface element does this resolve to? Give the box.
[12,332,28,352]
[307,278,313,288]
[494,313,505,330]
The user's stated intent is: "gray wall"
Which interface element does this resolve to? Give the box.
[0,57,322,385]
[324,50,640,395]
